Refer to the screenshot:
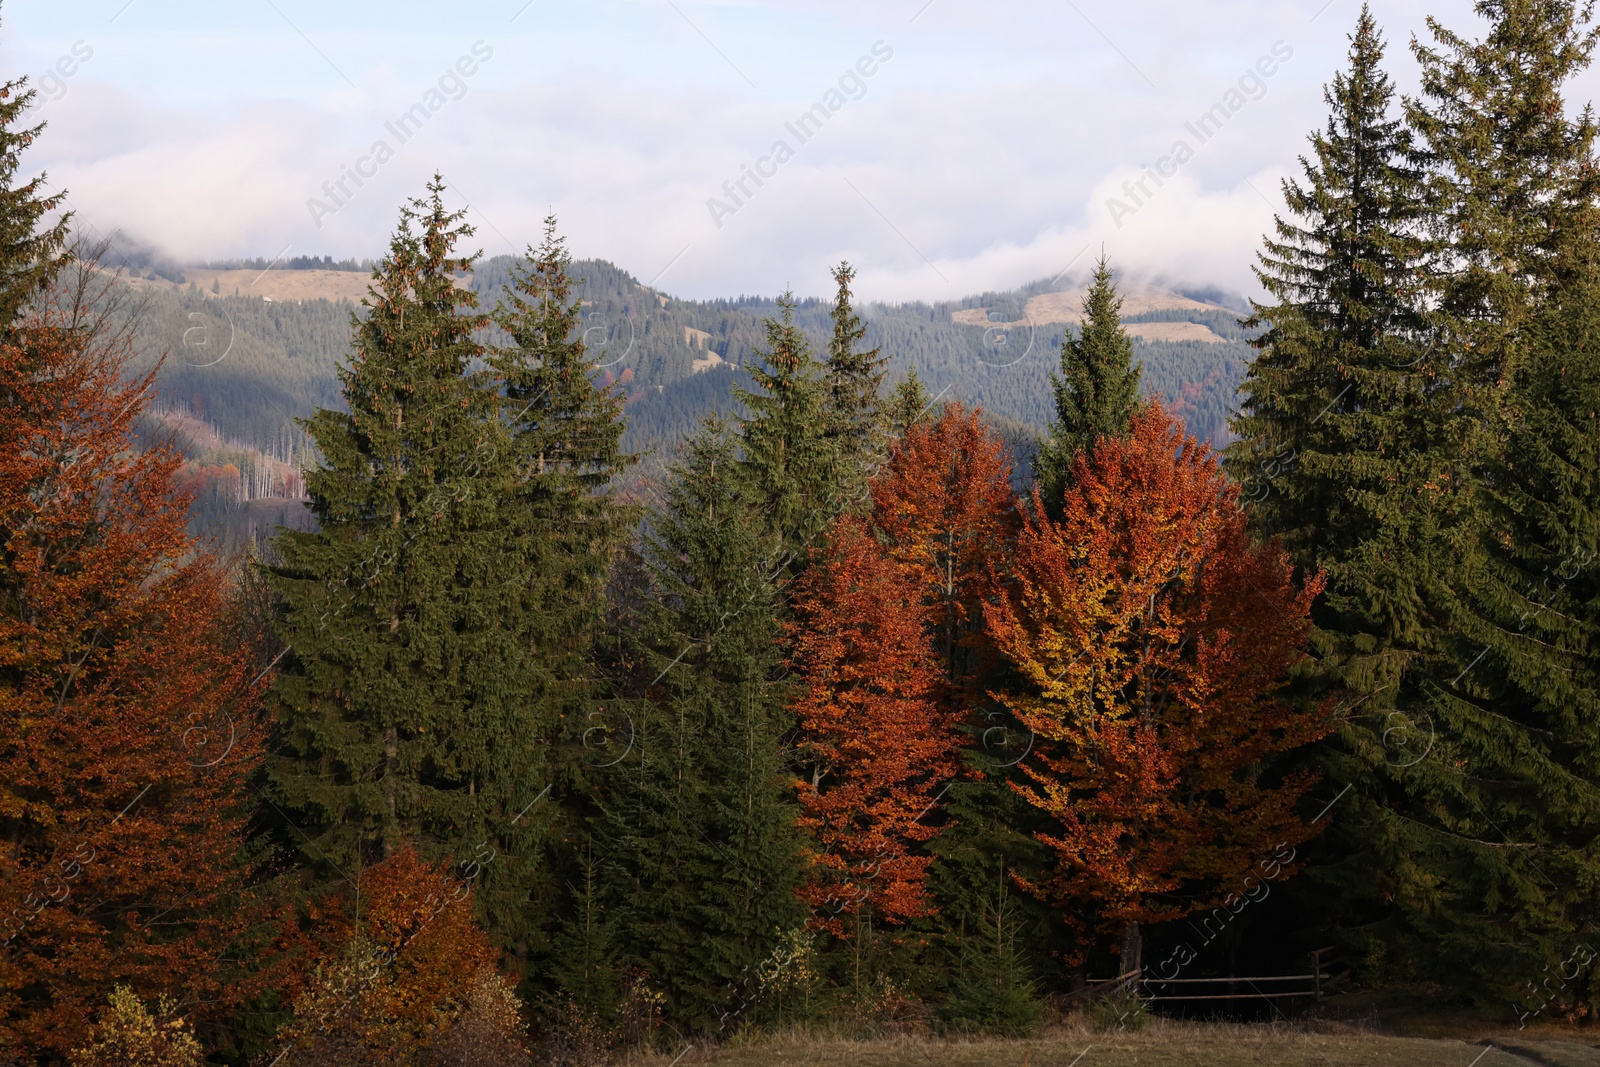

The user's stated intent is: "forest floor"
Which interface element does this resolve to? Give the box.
[621,1017,1600,1066]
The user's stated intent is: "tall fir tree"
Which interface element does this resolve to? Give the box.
[1232,5,1433,572]
[1032,255,1141,519]
[736,293,837,568]
[598,420,804,1030]
[1228,5,1460,987]
[1386,0,1600,996]
[488,216,633,955]
[1237,2,1600,1001]
[822,261,888,507]
[268,180,556,955]
[1411,221,1600,1003]
[886,368,935,439]
[1408,0,1600,392]
[0,67,68,329]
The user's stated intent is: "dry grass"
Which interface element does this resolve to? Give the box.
[1123,322,1227,344]
[610,1017,1600,1067]
[126,268,375,303]
[949,285,1229,330]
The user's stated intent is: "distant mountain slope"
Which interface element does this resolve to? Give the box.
[121,258,1255,545]
[950,283,1228,327]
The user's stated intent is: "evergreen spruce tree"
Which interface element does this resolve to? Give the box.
[1238,3,1600,999]
[547,841,622,1022]
[941,867,1045,1037]
[1032,255,1141,519]
[1232,5,1432,570]
[1373,0,1600,992]
[598,420,804,1030]
[823,261,887,504]
[886,368,935,438]
[1230,7,1446,721]
[736,293,837,567]
[0,69,68,329]
[1407,0,1600,396]
[1228,5,1457,984]
[268,181,556,950]
[1405,231,1600,999]
[487,216,633,953]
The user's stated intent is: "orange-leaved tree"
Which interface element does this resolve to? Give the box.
[0,255,269,1057]
[985,403,1329,959]
[272,845,526,1060]
[869,403,1020,712]
[788,517,961,931]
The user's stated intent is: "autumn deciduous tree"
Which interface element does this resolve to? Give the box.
[986,404,1328,958]
[788,518,961,930]
[0,257,267,1057]
[272,846,526,1062]
[69,987,205,1067]
[869,404,1020,708]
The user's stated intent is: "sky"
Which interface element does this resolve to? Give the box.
[0,0,1574,303]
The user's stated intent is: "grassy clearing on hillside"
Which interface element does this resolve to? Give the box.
[612,1018,1600,1067]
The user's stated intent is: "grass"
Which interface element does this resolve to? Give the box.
[614,1017,1600,1067]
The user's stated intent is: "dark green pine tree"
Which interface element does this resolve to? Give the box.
[547,840,622,1022]
[1375,0,1600,994]
[1407,228,1600,1001]
[598,419,805,1031]
[823,261,887,505]
[1032,255,1141,518]
[940,866,1045,1037]
[1239,2,1600,1000]
[268,180,554,939]
[0,70,68,329]
[1230,8,1442,696]
[736,292,837,568]
[886,367,935,438]
[487,216,634,953]
[1407,0,1600,400]
[1226,4,1460,989]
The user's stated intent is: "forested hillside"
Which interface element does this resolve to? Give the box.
[11,2,1600,1060]
[125,256,1252,545]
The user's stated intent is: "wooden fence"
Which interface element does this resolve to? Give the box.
[1055,947,1344,1008]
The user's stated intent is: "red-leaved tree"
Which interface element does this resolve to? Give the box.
[0,257,268,1057]
[788,518,960,931]
[985,403,1329,959]
[870,403,1020,712]
[271,846,526,1061]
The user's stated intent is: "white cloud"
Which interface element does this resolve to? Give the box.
[12,0,1598,301]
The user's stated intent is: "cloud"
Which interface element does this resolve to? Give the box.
[14,0,1574,301]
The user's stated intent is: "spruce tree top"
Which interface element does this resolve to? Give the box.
[1258,4,1423,349]
[491,214,633,500]
[1407,0,1600,332]
[315,175,487,529]
[1230,6,1436,593]
[824,261,887,458]
[0,70,69,329]
[1033,255,1141,517]
[887,367,935,439]
[735,291,835,562]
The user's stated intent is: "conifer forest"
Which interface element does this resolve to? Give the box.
[7,1,1600,1064]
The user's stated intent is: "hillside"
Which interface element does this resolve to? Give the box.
[121,258,1256,546]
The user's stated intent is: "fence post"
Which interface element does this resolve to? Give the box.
[1310,946,1334,1001]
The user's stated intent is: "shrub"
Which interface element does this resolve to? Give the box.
[70,987,204,1067]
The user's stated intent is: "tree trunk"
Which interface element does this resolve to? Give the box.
[383,725,399,858]
[1120,921,1142,977]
